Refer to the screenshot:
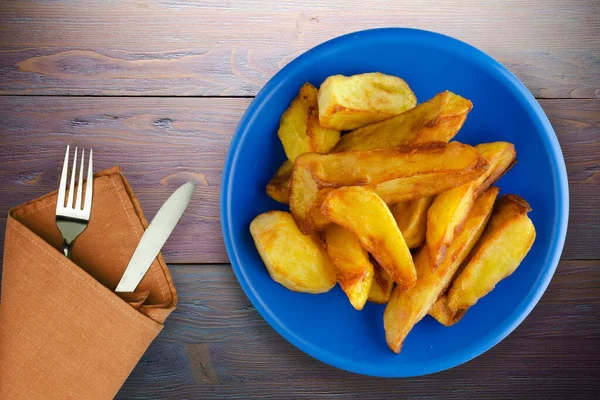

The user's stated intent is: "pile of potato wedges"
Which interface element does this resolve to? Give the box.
[250,72,536,353]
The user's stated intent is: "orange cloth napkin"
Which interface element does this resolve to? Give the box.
[0,166,177,399]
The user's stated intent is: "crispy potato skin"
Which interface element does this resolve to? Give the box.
[297,141,489,189]
[472,143,518,197]
[321,186,416,289]
[428,296,466,327]
[368,260,395,304]
[250,211,336,293]
[289,164,333,234]
[278,83,341,162]
[266,160,294,204]
[325,225,375,310]
[334,91,472,152]
[384,187,498,352]
[318,73,417,131]
[391,196,433,249]
[444,194,536,314]
[372,168,485,205]
[426,142,516,267]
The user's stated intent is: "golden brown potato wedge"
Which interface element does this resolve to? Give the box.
[384,187,498,353]
[428,296,466,327]
[471,143,518,197]
[333,91,472,152]
[368,260,395,304]
[318,72,417,131]
[297,141,488,188]
[250,211,336,293]
[321,186,416,289]
[372,169,486,205]
[444,194,536,315]
[266,160,293,204]
[289,164,332,234]
[391,196,433,249]
[278,83,341,162]
[426,142,516,267]
[325,224,375,310]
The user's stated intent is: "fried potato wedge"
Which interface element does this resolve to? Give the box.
[266,160,293,204]
[427,142,516,267]
[278,83,341,162]
[368,260,395,304]
[250,211,336,293]
[471,142,518,197]
[289,164,332,234]
[297,141,488,188]
[334,91,472,152]
[325,224,375,310]
[444,194,536,314]
[321,187,416,289]
[384,187,498,352]
[428,296,466,327]
[372,169,485,205]
[318,72,417,131]
[391,196,433,249]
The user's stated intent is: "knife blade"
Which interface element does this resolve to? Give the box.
[115,181,196,292]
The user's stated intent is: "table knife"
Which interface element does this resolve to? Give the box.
[115,181,196,292]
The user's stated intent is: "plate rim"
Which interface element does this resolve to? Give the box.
[220,27,569,377]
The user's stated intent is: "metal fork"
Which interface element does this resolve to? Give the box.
[55,145,93,258]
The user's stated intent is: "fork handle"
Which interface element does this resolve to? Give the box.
[62,241,72,259]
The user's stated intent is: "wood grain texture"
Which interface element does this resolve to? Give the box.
[1,2,598,398]
[549,99,600,259]
[0,0,598,98]
[0,96,249,264]
[115,260,600,399]
[0,97,598,263]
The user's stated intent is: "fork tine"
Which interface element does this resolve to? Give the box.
[75,149,85,210]
[67,147,78,208]
[84,149,93,214]
[57,145,70,210]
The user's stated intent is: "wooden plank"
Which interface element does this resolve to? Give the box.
[551,99,600,259]
[0,96,249,264]
[0,97,598,263]
[0,0,598,98]
[116,260,600,399]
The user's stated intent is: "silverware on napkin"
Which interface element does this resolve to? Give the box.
[115,181,195,292]
[55,145,93,258]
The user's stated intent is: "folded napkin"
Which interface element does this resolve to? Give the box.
[0,166,177,399]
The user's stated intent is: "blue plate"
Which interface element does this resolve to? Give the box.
[220,28,569,377]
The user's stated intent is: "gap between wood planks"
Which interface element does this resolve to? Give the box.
[168,261,600,265]
[0,94,256,99]
[0,94,597,100]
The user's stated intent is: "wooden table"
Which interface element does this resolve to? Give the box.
[1,1,598,398]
